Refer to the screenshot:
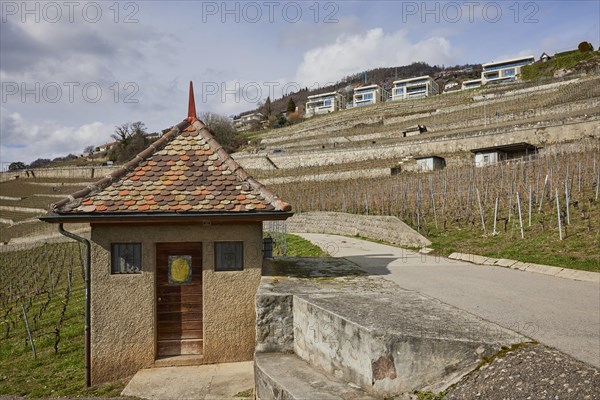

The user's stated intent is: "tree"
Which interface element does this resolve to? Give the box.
[110,122,150,163]
[111,121,147,147]
[200,112,243,153]
[115,132,150,163]
[84,145,95,155]
[8,161,26,171]
[29,158,51,169]
[286,98,296,114]
[578,41,594,52]
[262,96,272,118]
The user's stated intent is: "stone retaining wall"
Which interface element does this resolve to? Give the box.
[281,211,431,248]
[0,166,118,182]
[234,118,599,171]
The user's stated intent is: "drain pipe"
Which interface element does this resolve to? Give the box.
[58,223,91,387]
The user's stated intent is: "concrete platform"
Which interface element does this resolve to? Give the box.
[121,361,254,400]
[255,353,376,400]
[257,258,527,397]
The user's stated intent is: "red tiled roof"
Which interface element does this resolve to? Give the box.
[52,120,291,215]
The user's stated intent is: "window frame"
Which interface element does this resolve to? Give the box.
[214,241,244,272]
[111,242,143,274]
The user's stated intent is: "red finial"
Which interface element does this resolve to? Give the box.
[186,81,198,123]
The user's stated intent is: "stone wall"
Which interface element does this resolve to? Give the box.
[280,211,431,248]
[255,291,294,354]
[0,166,118,182]
[234,118,599,172]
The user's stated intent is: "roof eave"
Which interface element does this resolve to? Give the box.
[39,211,293,224]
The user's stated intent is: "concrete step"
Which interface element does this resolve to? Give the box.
[255,352,377,400]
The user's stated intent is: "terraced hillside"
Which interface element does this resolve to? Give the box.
[234,72,600,180]
[0,178,90,244]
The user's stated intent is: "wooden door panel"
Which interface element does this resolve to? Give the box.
[157,339,203,356]
[156,242,203,357]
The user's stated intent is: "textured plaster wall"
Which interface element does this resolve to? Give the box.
[89,222,263,384]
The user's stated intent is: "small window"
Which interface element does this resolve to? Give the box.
[111,243,142,274]
[214,242,243,271]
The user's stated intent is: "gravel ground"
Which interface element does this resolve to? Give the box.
[445,343,600,400]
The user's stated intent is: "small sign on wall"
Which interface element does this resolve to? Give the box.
[168,255,192,285]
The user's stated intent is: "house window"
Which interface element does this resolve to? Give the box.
[214,242,244,271]
[503,68,516,76]
[111,243,142,274]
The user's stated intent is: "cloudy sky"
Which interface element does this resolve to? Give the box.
[1,0,598,166]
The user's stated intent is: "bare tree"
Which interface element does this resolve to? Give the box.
[200,112,243,153]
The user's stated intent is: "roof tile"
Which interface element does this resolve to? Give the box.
[52,119,291,215]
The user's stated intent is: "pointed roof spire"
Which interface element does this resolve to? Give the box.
[187,81,198,122]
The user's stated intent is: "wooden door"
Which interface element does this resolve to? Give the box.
[156,242,203,357]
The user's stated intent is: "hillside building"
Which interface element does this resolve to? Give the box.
[233,112,265,132]
[304,91,346,118]
[416,156,446,171]
[444,82,459,92]
[539,52,552,62]
[40,83,292,385]
[481,56,535,84]
[472,142,538,167]
[95,141,118,154]
[402,125,427,138]
[391,76,439,101]
[353,84,386,107]
[461,79,483,90]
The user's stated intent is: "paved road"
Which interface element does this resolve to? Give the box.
[295,233,600,368]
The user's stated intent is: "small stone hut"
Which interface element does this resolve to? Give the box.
[41,83,292,384]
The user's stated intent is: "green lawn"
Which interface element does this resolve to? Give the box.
[266,233,329,257]
[428,224,599,272]
[521,50,600,80]
[282,234,329,257]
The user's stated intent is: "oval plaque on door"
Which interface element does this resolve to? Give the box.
[168,255,192,285]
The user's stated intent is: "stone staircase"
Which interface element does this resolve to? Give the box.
[254,258,527,399]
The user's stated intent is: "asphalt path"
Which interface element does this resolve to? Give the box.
[295,233,600,368]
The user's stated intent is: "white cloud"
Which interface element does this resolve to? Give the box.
[278,16,364,50]
[0,107,111,165]
[294,28,456,86]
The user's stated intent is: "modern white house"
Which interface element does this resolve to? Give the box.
[416,156,446,171]
[481,56,535,84]
[353,84,386,107]
[461,78,483,90]
[391,76,439,101]
[233,112,265,132]
[304,91,346,118]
